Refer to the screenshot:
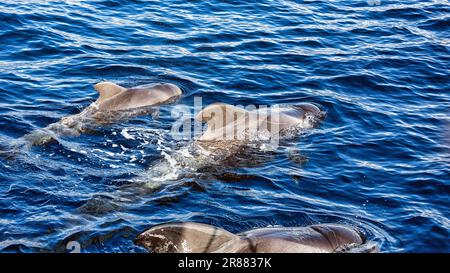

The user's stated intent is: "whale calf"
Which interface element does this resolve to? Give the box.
[23,81,182,146]
[90,81,182,112]
[135,222,378,253]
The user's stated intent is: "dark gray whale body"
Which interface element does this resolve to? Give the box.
[135,222,378,253]
[23,81,182,146]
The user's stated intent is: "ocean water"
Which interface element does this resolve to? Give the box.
[0,0,449,253]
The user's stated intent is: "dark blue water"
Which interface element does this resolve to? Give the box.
[0,0,449,253]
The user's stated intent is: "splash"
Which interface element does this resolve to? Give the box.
[138,119,321,188]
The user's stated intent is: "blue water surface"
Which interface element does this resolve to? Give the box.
[0,0,449,252]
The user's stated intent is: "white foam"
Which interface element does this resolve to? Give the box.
[121,128,134,140]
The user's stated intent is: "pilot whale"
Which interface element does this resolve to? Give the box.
[195,102,325,141]
[139,102,325,185]
[23,81,182,146]
[135,222,378,253]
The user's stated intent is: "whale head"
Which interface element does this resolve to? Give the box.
[135,222,238,253]
[290,103,326,129]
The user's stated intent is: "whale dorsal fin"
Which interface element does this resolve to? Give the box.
[94,81,127,102]
[196,103,249,127]
[195,103,251,141]
[135,222,239,253]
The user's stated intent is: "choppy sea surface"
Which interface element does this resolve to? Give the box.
[0,0,449,253]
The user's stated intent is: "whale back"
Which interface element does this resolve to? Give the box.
[95,82,182,111]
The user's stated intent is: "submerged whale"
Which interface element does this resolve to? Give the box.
[23,81,182,146]
[135,222,378,253]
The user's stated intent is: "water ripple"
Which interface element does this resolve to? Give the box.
[0,0,448,253]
